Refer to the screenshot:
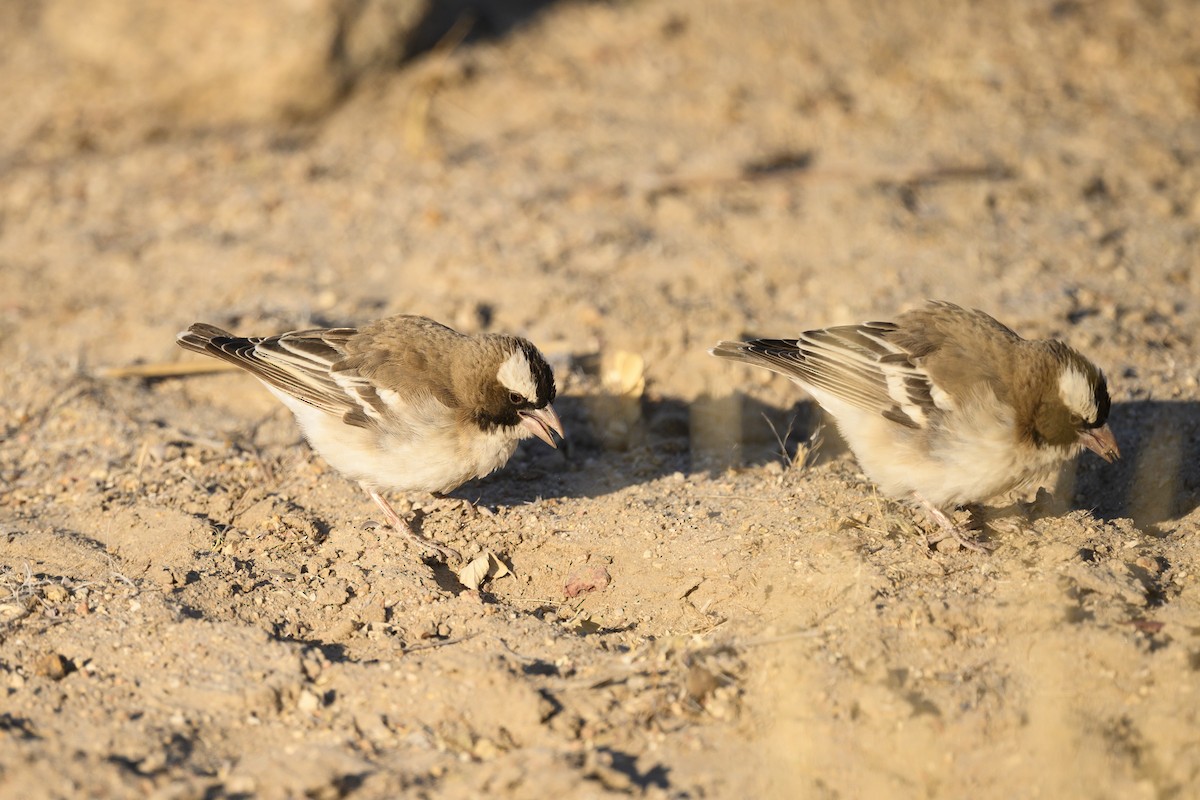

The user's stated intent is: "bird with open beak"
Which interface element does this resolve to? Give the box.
[712,301,1119,551]
[178,314,563,560]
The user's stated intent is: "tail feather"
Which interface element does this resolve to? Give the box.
[710,339,803,372]
[176,323,269,375]
[175,322,356,420]
[177,323,238,354]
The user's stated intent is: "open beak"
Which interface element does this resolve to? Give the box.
[519,405,565,449]
[1079,423,1120,464]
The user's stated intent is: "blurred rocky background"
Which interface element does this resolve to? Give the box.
[0,0,566,161]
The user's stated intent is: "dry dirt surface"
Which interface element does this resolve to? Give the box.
[3,1,1200,798]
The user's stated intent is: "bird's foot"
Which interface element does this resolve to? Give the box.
[914,494,992,554]
[367,488,462,561]
[926,525,992,554]
[397,526,462,562]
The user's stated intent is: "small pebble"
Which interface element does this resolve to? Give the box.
[297,690,321,713]
[33,653,72,681]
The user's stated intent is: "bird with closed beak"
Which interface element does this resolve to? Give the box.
[711,301,1119,550]
[177,314,564,560]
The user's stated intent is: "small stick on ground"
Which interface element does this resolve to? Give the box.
[97,361,241,380]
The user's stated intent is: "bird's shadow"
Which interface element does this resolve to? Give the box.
[1066,399,1200,532]
[463,394,1200,536]
[449,390,830,508]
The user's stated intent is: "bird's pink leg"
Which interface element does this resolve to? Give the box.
[914,493,991,553]
[365,486,461,561]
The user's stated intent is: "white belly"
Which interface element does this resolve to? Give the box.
[807,386,1077,508]
[268,387,521,495]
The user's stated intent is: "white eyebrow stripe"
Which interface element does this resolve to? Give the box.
[497,349,538,401]
[1058,367,1098,421]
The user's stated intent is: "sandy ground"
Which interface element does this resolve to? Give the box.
[3,1,1200,797]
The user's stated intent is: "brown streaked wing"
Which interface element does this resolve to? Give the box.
[179,324,371,423]
[713,321,939,429]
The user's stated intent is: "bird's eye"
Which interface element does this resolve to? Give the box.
[1070,414,1083,428]
[509,392,524,405]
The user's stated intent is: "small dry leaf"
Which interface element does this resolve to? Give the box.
[456,551,512,591]
[489,553,511,580]
[601,350,646,397]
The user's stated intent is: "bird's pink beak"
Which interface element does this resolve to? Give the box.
[519,405,564,449]
[1079,424,1120,463]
